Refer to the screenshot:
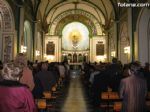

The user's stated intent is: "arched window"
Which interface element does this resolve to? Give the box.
[24,20,33,60]
[0,0,15,62]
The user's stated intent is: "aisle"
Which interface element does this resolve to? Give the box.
[61,76,91,112]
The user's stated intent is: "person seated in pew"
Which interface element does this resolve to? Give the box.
[32,76,44,99]
[89,67,100,84]
[92,69,109,107]
[36,62,56,91]
[106,58,122,91]
[32,62,44,99]
[14,53,35,91]
[0,62,37,112]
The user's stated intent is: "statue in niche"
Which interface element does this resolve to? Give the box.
[46,41,55,55]
[96,41,104,55]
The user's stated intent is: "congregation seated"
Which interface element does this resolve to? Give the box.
[81,60,150,112]
[0,55,150,112]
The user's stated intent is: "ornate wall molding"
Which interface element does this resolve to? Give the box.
[0,0,14,32]
[0,0,15,62]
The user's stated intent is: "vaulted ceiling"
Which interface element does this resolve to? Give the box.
[38,0,115,20]
[36,0,120,33]
[12,0,149,33]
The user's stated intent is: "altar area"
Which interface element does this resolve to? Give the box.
[44,21,107,63]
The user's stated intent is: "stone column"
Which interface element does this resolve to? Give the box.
[19,7,24,53]
[33,22,37,61]
[128,8,133,62]
[90,38,93,62]
[58,37,62,62]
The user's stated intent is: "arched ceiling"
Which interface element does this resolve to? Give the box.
[15,0,149,33]
[37,0,118,33]
[38,0,114,20]
[54,14,97,35]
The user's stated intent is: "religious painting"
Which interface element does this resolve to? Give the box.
[46,41,55,55]
[96,41,104,55]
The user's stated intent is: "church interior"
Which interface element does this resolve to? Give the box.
[0,0,150,112]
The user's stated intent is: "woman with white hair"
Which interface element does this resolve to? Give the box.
[14,53,35,91]
[0,62,37,112]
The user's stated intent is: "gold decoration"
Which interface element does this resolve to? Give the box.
[69,30,81,46]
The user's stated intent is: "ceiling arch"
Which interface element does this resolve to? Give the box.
[0,0,15,32]
[49,9,103,35]
[54,14,97,36]
[46,1,106,25]
[37,0,116,33]
[39,0,114,19]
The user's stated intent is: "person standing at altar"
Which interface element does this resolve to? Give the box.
[14,53,35,91]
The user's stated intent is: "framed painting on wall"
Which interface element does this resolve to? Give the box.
[46,41,55,55]
[96,41,104,55]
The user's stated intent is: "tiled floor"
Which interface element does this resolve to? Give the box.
[61,76,89,112]
[47,75,94,112]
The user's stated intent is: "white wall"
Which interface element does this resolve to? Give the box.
[45,35,60,62]
[90,36,107,63]
[137,8,150,66]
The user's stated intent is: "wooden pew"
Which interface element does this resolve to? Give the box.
[101,92,122,112]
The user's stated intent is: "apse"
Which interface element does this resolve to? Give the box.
[62,22,89,51]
